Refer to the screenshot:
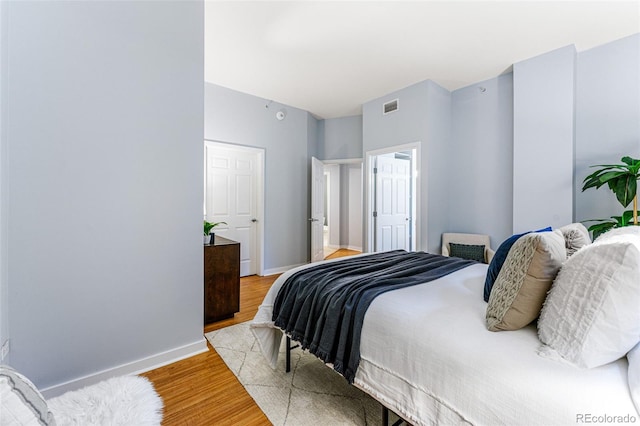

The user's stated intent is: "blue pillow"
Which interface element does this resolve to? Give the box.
[483,227,552,302]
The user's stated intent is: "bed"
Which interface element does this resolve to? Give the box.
[251,226,640,425]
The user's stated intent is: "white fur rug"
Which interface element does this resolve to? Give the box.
[47,375,163,426]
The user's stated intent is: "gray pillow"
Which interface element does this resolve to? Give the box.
[559,223,591,257]
[449,242,485,263]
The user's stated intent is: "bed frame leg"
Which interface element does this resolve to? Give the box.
[285,336,300,373]
[286,336,292,372]
[382,405,406,426]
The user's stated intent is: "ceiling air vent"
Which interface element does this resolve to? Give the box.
[383,99,399,115]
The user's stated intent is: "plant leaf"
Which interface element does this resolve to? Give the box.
[626,157,640,173]
[622,210,636,224]
[599,171,625,183]
[582,169,614,190]
[587,221,616,240]
[588,163,628,168]
[615,176,637,207]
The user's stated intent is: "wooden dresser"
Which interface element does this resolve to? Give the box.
[204,235,240,324]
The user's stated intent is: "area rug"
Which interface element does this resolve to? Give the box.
[47,375,163,426]
[206,322,401,425]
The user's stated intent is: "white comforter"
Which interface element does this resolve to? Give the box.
[251,257,638,425]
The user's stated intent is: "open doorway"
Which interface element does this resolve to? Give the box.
[365,143,420,253]
[322,161,363,258]
[310,158,363,262]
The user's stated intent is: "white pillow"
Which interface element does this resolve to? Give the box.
[595,225,640,242]
[538,229,640,368]
[558,222,591,256]
[0,364,56,425]
[628,342,640,415]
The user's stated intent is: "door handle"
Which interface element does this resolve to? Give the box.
[308,218,319,222]
[251,218,258,223]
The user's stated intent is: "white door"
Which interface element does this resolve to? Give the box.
[205,142,262,276]
[310,157,325,262]
[375,155,411,252]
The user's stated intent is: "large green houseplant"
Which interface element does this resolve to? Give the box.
[582,156,640,239]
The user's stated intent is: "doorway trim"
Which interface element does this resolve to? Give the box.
[204,140,265,276]
[364,142,421,253]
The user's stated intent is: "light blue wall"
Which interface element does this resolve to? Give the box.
[307,112,321,160]
[0,0,7,363]
[447,35,639,245]
[342,35,638,253]
[318,116,363,251]
[5,0,205,391]
[513,45,577,233]
[363,81,429,152]
[342,163,363,249]
[450,74,514,248]
[363,82,429,252]
[424,81,453,252]
[363,80,451,253]
[205,83,317,271]
[319,115,363,160]
[575,33,640,224]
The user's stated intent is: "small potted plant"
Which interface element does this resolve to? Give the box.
[204,220,227,244]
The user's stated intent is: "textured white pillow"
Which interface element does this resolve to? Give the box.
[538,230,640,368]
[0,365,56,425]
[628,342,640,415]
[595,225,640,242]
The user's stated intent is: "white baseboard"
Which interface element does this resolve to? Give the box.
[263,262,307,276]
[41,338,208,399]
[347,245,363,251]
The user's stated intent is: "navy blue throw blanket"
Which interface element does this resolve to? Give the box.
[272,250,476,383]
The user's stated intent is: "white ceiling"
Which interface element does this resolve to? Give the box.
[205,1,640,119]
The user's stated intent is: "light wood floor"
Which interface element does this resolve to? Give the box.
[324,248,361,260]
[142,249,359,425]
